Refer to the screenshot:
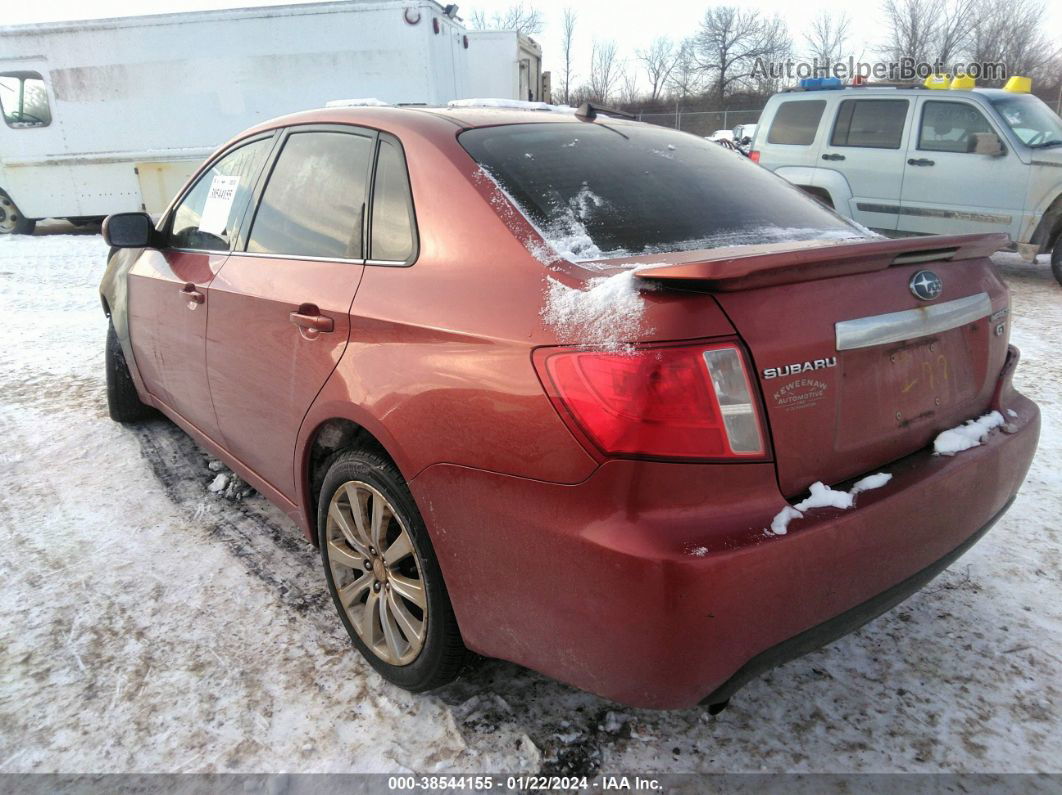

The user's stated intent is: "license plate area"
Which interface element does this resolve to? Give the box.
[884,336,971,425]
[836,327,978,448]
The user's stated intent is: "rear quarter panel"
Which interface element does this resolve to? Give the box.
[296,121,739,515]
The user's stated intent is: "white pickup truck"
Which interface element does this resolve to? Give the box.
[752,77,1062,284]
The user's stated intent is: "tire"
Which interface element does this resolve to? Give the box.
[0,190,35,235]
[318,449,466,692]
[1052,237,1062,287]
[106,321,153,422]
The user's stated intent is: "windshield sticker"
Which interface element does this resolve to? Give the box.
[198,174,241,236]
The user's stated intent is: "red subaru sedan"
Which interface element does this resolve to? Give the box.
[99,103,1040,710]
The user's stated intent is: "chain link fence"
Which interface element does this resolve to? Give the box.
[634,108,764,137]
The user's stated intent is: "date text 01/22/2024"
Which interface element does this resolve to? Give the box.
[386,775,663,791]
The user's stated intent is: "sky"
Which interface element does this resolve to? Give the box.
[7,0,1062,97]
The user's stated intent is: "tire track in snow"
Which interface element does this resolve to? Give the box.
[130,419,332,616]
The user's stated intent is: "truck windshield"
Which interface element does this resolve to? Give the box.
[460,122,869,262]
[988,94,1062,148]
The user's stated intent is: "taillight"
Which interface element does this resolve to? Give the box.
[749,150,760,163]
[534,342,766,460]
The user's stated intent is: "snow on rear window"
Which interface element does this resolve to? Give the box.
[460,122,872,263]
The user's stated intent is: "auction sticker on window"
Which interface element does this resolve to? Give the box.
[198,174,241,236]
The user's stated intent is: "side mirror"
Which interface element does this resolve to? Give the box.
[971,132,1005,157]
[102,212,156,248]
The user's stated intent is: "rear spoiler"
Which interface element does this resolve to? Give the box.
[633,233,1009,291]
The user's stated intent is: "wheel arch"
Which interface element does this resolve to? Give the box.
[1030,191,1062,254]
[298,411,408,545]
[797,185,835,208]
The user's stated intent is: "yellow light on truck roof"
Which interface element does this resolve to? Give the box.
[950,74,975,90]
[1004,76,1032,93]
[924,74,950,90]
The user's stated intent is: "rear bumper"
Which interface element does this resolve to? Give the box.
[700,494,1013,706]
[411,390,1040,709]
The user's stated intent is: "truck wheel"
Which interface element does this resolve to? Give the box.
[318,449,467,692]
[1052,238,1062,287]
[106,321,153,422]
[0,191,35,235]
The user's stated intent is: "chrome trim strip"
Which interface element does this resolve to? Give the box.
[171,247,397,266]
[226,250,366,265]
[835,292,992,351]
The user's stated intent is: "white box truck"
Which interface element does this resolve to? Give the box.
[465,31,545,104]
[0,0,543,233]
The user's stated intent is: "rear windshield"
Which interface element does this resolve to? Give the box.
[460,122,866,261]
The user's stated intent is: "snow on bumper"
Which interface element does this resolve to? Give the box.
[410,392,1040,710]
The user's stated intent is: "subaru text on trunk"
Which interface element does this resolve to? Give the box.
[98,101,1040,710]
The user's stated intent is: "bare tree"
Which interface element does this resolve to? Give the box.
[803,11,851,72]
[618,62,640,104]
[881,0,941,67]
[934,0,976,66]
[588,39,619,103]
[561,7,577,105]
[666,38,702,104]
[880,0,974,71]
[970,0,1058,84]
[694,7,791,99]
[638,36,678,103]
[468,3,543,36]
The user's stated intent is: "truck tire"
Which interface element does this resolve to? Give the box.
[106,321,154,422]
[0,190,35,235]
[1052,237,1062,287]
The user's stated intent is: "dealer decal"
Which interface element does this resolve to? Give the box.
[772,377,830,412]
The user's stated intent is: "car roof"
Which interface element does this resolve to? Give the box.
[238,104,634,142]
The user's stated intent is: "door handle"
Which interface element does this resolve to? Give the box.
[180,283,205,305]
[821,153,845,161]
[289,305,334,333]
[907,158,935,166]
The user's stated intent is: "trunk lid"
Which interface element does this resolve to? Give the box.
[636,234,1011,497]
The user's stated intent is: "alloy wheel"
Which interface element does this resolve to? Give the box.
[325,480,427,666]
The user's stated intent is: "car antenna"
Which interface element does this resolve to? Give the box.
[575,102,636,121]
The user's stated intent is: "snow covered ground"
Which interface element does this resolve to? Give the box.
[0,228,1059,774]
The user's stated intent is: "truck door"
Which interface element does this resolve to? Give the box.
[817,97,912,231]
[0,65,65,225]
[898,98,1027,238]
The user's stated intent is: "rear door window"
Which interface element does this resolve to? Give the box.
[460,122,866,260]
[247,130,374,259]
[369,138,417,263]
[766,101,826,145]
[918,101,995,153]
[170,138,273,251]
[830,99,908,149]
